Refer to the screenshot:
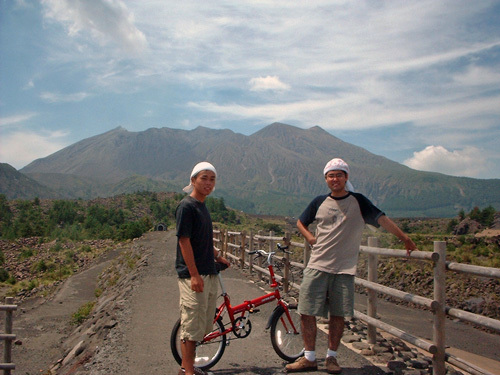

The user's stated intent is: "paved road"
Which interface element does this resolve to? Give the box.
[91,231,386,374]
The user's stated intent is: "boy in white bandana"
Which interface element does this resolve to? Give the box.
[286,158,416,374]
[176,162,229,375]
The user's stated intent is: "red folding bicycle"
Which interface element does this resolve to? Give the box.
[170,243,304,370]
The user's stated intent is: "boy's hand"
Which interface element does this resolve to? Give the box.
[190,274,204,292]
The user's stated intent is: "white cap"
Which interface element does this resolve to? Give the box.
[323,158,354,192]
[182,162,217,193]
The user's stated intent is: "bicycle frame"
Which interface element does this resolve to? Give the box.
[203,254,297,342]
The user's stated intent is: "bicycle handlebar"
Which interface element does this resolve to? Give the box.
[249,243,291,258]
[215,261,229,273]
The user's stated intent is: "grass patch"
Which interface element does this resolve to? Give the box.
[71,301,96,325]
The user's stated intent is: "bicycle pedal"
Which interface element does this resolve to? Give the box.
[250,308,260,314]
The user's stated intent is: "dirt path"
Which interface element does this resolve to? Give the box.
[12,246,124,374]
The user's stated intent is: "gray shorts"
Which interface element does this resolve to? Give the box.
[298,268,354,319]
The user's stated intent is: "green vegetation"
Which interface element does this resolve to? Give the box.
[0,192,241,299]
[446,206,496,232]
[0,192,239,242]
[206,197,239,224]
[71,301,96,325]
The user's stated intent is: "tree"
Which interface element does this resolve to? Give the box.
[0,194,13,238]
[467,205,496,227]
[479,206,496,227]
[49,200,81,227]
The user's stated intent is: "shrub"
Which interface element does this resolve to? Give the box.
[71,301,96,325]
[19,247,34,259]
[0,268,10,282]
[51,243,63,252]
[33,260,48,273]
[80,244,92,253]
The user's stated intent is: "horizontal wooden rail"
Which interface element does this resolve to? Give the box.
[354,310,437,354]
[445,352,497,375]
[0,306,17,312]
[446,261,500,278]
[360,246,439,261]
[355,278,436,310]
[446,306,500,332]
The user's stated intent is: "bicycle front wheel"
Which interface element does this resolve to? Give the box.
[269,304,304,362]
[170,317,227,370]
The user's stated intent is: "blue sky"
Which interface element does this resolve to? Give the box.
[1,0,500,179]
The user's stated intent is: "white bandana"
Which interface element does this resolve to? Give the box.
[323,158,354,192]
[182,162,217,193]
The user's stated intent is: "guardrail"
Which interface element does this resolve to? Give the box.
[0,297,17,374]
[213,228,500,375]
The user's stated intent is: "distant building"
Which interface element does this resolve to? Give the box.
[156,223,167,231]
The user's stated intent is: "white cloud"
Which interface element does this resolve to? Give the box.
[187,97,339,124]
[453,65,500,87]
[40,91,89,103]
[24,80,35,90]
[403,145,487,178]
[42,0,147,54]
[0,113,37,127]
[249,76,290,92]
[0,130,69,169]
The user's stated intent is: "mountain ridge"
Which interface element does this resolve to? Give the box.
[4,123,499,217]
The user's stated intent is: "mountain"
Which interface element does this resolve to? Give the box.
[14,123,500,217]
[0,163,56,199]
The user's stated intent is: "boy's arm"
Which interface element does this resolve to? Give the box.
[297,219,317,246]
[178,236,204,292]
[377,215,417,256]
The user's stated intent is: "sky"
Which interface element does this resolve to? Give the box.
[1,0,500,179]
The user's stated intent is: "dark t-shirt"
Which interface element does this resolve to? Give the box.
[175,196,217,278]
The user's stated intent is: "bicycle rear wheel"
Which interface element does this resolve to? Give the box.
[170,317,226,370]
[269,305,304,362]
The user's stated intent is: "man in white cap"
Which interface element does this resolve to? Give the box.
[176,162,229,375]
[286,158,416,374]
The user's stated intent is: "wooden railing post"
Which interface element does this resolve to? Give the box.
[240,231,246,269]
[283,232,291,294]
[3,296,16,374]
[257,231,264,280]
[249,230,254,274]
[221,228,227,257]
[367,237,379,345]
[433,241,447,375]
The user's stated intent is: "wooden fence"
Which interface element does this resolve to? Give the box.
[213,229,500,375]
[0,297,17,374]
